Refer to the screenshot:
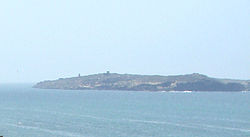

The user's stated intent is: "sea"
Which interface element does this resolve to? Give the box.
[0,84,250,137]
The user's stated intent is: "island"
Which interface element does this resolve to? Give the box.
[33,72,250,92]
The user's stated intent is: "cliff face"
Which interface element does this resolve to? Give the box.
[33,73,250,91]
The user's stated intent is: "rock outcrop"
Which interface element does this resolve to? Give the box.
[33,73,250,91]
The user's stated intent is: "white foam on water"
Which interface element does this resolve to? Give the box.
[3,107,250,134]
[185,115,250,124]
[157,113,250,125]
[183,91,192,93]
[123,119,205,130]
[208,117,250,124]
[6,123,86,137]
[2,107,114,122]
[125,119,166,124]
[50,111,115,121]
[169,91,193,93]
[124,119,250,133]
[190,123,250,133]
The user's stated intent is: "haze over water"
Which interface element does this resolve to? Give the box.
[0,84,250,137]
[0,0,249,83]
[0,0,249,136]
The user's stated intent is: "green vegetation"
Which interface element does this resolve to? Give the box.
[33,73,250,91]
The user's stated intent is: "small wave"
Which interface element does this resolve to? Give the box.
[49,111,115,121]
[6,123,86,137]
[123,119,204,129]
[3,107,250,133]
[125,119,166,124]
[124,119,250,133]
[190,123,250,133]
[183,90,192,93]
[2,107,114,122]
[168,91,193,93]
[185,115,250,125]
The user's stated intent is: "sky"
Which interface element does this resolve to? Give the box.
[0,0,249,83]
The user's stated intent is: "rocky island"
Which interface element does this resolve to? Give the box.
[33,72,250,92]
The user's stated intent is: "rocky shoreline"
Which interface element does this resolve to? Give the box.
[34,72,250,92]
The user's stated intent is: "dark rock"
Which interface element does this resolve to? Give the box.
[33,73,249,92]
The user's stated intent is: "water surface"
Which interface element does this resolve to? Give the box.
[0,84,249,137]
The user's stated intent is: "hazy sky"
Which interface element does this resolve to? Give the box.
[0,0,249,83]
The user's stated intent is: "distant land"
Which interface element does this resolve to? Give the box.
[33,72,250,92]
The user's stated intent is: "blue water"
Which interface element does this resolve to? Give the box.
[0,84,250,137]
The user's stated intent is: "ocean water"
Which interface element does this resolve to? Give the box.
[0,84,250,137]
